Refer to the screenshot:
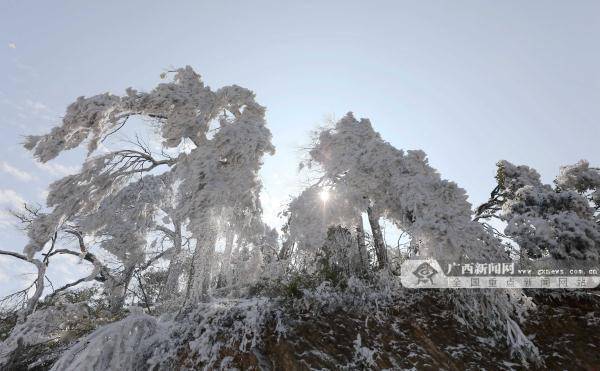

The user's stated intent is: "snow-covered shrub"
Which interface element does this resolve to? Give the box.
[0,301,93,368]
[314,226,365,287]
[350,333,377,369]
[50,311,161,371]
[449,289,540,366]
[146,298,275,370]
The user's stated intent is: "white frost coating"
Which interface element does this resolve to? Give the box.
[173,100,274,234]
[556,160,600,222]
[283,184,362,259]
[499,161,544,192]
[556,160,600,194]
[0,303,89,366]
[505,317,540,364]
[50,313,161,371]
[499,160,600,259]
[11,67,595,369]
[24,94,123,162]
[293,112,506,262]
[351,333,376,367]
[146,298,273,369]
[24,66,217,161]
[19,66,275,313]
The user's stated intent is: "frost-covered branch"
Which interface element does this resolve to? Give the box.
[44,277,91,302]
[0,249,30,263]
[0,250,47,315]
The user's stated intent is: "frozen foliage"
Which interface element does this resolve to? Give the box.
[23,67,256,160]
[9,66,275,319]
[50,312,161,371]
[351,333,376,368]
[556,160,600,195]
[450,288,539,364]
[283,113,540,363]
[282,185,363,266]
[286,113,507,264]
[293,272,403,317]
[146,298,275,370]
[556,160,600,220]
[1,66,283,370]
[0,302,89,365]
[497,160,600,259]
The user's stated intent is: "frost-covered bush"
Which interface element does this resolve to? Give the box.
[146,298,277,370]
[314,226,365,287]
[50,311,161,371]
[0,301,95,368]
[350,333,377,369]
[449,289,540,365]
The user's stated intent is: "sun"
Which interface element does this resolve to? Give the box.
[319,189,330,203]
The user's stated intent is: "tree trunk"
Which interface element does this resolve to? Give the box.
[199,244,215,301]
[107,266,135,314]
[355,216,367,272]
[217,230,235,288]
[367,206,388,269]
[162,222,183,301]
[24,259,46,316]
[278,239,294,260]
[189,233,216,303]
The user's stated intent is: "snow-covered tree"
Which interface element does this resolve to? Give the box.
[285,113,507,266]
[555,160,600,223]
[0,66,274,317]
[477,160,600,260]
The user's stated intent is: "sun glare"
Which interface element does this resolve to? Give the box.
[319,189,330,203]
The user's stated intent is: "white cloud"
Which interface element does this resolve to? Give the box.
[0,97,23,111]
[0,189,25,209]
[0,255,39,297]
[0,189,26,229]
[0,210,15,228]
[8,43,16,49]
[34,161,78,177]
[0,161,35,181]
[0,268,8,283]
[38,189,49,202]
[25,99,48,112]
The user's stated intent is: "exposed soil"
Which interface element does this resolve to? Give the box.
[179,291,600,370]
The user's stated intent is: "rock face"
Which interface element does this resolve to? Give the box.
[174,292,600,370]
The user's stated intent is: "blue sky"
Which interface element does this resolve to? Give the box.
[1,0,599,296]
